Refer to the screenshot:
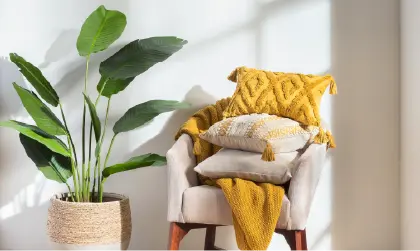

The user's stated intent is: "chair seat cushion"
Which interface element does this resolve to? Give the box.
[194,148,300,184]
[181,185,290,229]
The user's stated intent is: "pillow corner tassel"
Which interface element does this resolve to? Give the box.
[227,68,238,82]
[314,128,337,149]
[313,128,326,144]
[329,79,338,95]
[261,142,275,162]
[326,131,336,149]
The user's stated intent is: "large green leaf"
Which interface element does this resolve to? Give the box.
[13,83,66,135]
[9,53,59,107]
[97,76,135,98]
[99,37,187,79]
[102,153,166,178]
[113,100,190,134]
[19,134,72,183]
[83,94,101,142]
[77,5,126,56]
[0,120,70,156]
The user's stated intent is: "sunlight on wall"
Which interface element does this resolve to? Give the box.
[0,0,332,249]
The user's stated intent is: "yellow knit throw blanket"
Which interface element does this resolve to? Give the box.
[176,98,284,250]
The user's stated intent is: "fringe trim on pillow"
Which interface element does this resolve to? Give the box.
[227,67,238,82]
[313,128,336,149]
[326,131,336,149]
[261,142,275,162]
[329,78,338,95]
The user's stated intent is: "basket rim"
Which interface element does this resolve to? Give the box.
[51,192,129,205]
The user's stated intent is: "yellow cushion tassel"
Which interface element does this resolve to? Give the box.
[313,128,336,149]
[261,142,275,162]
[329,79,338,95]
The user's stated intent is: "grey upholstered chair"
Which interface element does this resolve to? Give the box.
[167,134,328,250]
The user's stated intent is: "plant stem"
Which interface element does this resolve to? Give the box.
[103,133,116,172]
[100,133,117,201]
[81,56,90,202]
[65,183,75,202]
[88,94,102,202]
[86,124,93,201]
[58,102,80,201]
[67,135,80,202]
[93,98,112,202]
[87,93,103,201]
[99,177,107,202]
[59,103,78,167]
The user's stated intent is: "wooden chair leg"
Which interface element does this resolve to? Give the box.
[204,225,217,250]
[168,222,190,250]
[282,230,308,250]
[204,226,226,251]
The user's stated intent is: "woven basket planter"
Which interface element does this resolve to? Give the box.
[47,193,132,250]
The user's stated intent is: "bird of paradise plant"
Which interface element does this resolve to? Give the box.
[0,5,189,202]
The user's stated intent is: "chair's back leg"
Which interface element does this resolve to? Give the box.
[285,230,308,250]
[204,226,217,250]
[168,222,189,250]
[204,226,226,251]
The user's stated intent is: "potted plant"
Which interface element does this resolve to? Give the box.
[0,5,188,250]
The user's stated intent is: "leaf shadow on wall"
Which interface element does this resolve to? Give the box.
[38,29,79,69]
[132,85,218,155]
[0,56,26,119]
[105,85,218,249]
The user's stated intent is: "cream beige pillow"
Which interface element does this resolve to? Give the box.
[199,114,319,161]
[194,148,299,184]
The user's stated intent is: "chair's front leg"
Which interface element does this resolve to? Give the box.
[168,222,190,250]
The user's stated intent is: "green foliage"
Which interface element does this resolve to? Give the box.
[97,76,135,98]
[83,94,101,142]
[3,5,188,202]
[99,37,187,79]
[0,120,70,156]
[113,100,190,134]
[13,83,66,135]
[9,53,59,106]
[77,5,126,56]
[19,134,72,183]
[102,153,166,178]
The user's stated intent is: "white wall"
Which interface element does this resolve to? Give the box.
[0,0,400,249]
[401,0,420,249]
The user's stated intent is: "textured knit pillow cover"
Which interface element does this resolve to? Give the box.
[194,148,299,184]
[223,66,337,127]
[199,114,319,161]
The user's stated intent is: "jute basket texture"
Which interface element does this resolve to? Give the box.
[47,193,132,246]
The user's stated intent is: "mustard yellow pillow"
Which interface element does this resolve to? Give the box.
[223,66,337,127]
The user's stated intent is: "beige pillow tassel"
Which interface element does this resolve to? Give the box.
[261,142,275,162]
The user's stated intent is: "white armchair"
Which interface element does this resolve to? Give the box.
[167,134,328,250]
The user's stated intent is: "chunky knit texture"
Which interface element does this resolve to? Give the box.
[176,99,284,250]
[224,66,337,127]
[217,178,284,250]
[176,98,230,163]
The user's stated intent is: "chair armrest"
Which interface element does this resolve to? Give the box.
[166,134,198,223]
[287,143,328,230]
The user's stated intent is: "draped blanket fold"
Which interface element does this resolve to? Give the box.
[176,98,284,250]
